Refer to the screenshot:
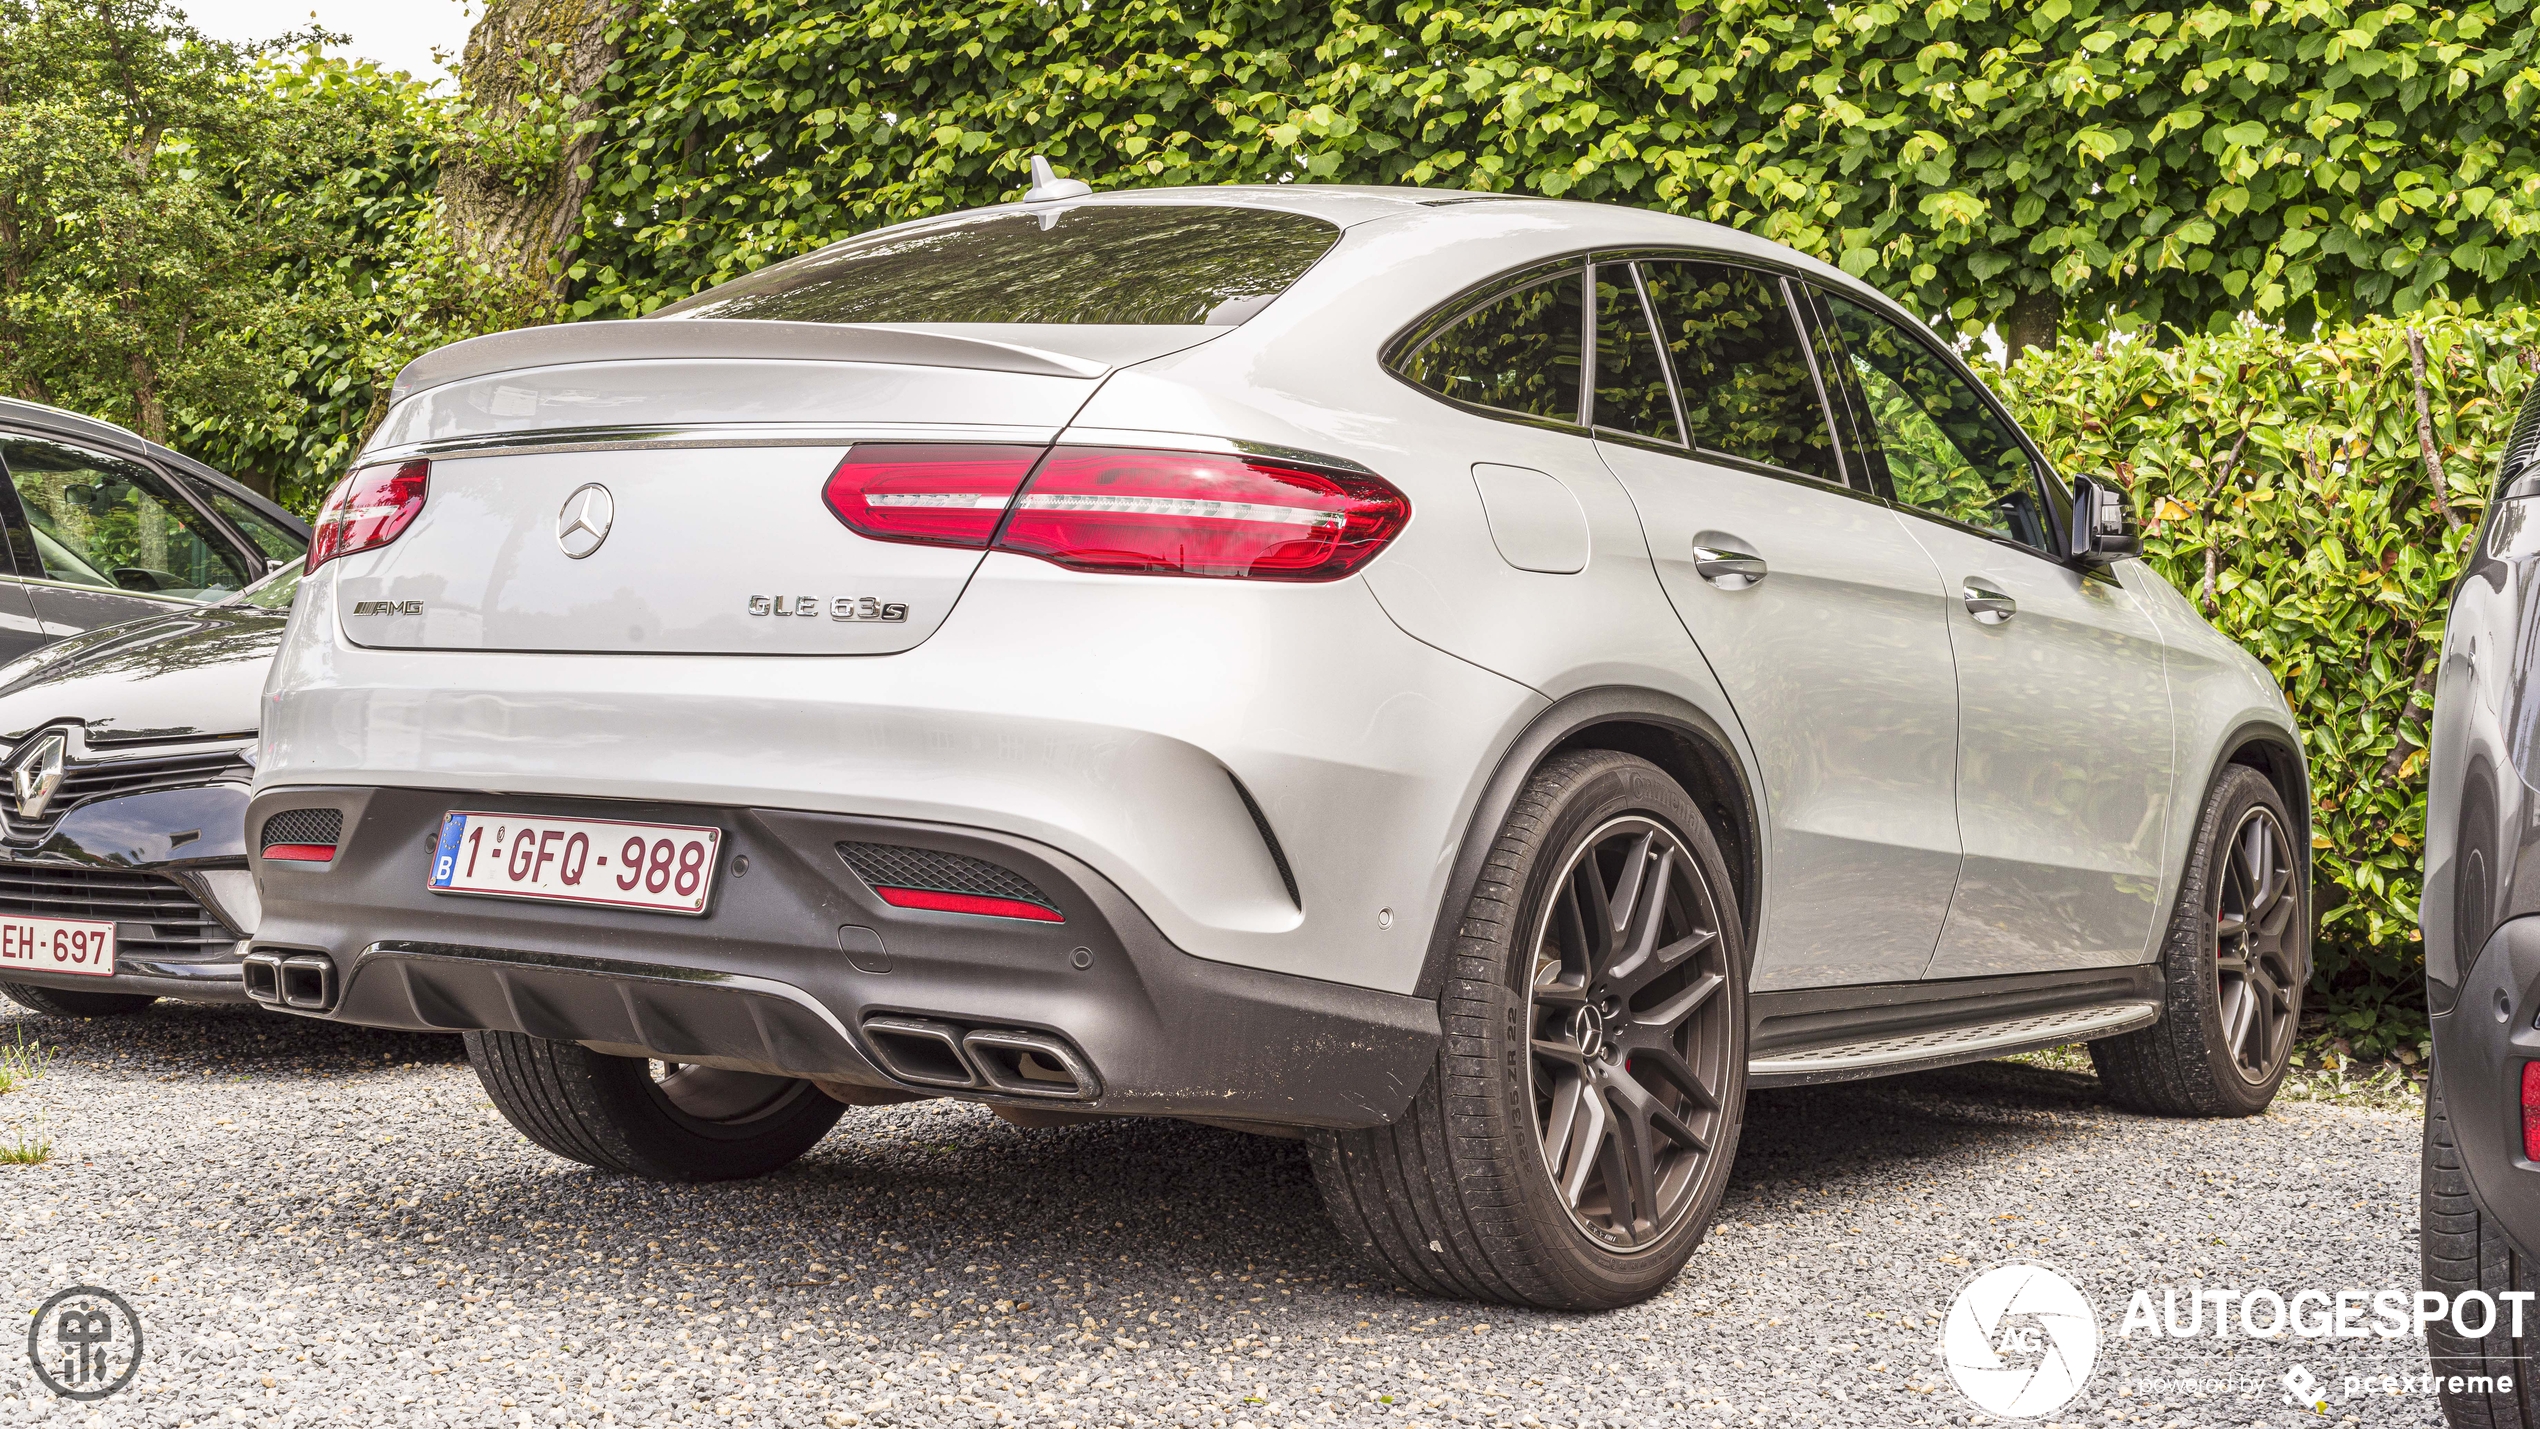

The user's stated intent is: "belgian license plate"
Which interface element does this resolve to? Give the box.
[0,916,116,977]
[428,812,720,916]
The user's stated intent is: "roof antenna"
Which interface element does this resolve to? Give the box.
[1023,155,1091,203]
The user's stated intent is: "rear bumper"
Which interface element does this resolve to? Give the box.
[2433,914,2540,1257]
[246,785,1439,1128]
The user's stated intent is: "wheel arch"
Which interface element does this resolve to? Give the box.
[1413,687,1760,999]
[2207,718,2317,968]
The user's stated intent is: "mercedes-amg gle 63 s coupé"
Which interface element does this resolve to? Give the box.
[244,177,2308,1309]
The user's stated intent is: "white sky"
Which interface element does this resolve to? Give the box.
[173,0,481,87]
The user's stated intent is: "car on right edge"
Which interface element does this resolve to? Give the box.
[2423,381,2540,1423]
[240,180,2306,1310]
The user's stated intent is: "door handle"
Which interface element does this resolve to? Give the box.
[1692,545,1767,589]
[1961,579,2016,624]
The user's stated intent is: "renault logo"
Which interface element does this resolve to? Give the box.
[556,484,615,559]
[11,732,65,819]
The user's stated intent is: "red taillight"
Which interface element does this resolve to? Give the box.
[872,886,1064,922]
[2523,1063,2540,1161]
[262,843,337,863]
[996,448,1410,581]
[306,459,429,575]
[822,444,1046,549]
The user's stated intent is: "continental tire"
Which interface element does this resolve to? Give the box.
[2424,1070,2540,1427]
[0,981,157,1018]
[1309,749,1747,1310]
[463,1030,844,1182]
[2090,765,2303,1117]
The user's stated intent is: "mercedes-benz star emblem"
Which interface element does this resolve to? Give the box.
[11,731,66,820]
[556,483,615,559]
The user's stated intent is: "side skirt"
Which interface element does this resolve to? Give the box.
[1746,965,2160,1089]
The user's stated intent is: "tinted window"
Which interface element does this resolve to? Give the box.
[203,488,305,564]
[234,565,301,610]
[0,437,253,599]
[653,206,1340,326]
[1396,271,1583,424]
[1593,266,1680,444]
[1823,294,2045,547]
[1639,262,1838,482]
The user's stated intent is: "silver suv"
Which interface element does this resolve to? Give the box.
[244,183,2307,1309]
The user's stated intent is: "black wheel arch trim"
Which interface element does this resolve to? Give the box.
[1413,686,1759,1001]
[2204,717,2317,972]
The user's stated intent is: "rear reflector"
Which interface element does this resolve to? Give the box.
[262,843,337,863]
[822,444,1046,549]
[2524,1063,2539,1161]
[996,447,1410,581]
[307,459,429,574]
[872,886,1065,922]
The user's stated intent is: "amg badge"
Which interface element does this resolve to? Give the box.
[748,596,909,623]
[350,600,426,616]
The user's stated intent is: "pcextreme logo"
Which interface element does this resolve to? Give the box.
[1940,1263,2101,1419]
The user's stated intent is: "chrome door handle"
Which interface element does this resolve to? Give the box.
[1692,546,1767,588]
[1961,579,2016,624]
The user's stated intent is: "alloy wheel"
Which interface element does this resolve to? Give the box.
[1526,815,1735,1252]
[2214,805,2299,1085]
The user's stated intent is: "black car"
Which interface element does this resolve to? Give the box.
[0,570,295,1016]
[2424,384,2540,1423]
[0,396,308,660]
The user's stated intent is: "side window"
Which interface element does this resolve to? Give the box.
[1637,261,1840,483]
[1821,294,2047,549]
[200,486,306,565]
[1592,265,1681,444]
[0,437,254,599]
[1395,269,1584,424]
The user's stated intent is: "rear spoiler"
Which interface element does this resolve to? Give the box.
[387,319,1205,403]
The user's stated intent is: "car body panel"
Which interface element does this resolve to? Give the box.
[1901,521,2178,976]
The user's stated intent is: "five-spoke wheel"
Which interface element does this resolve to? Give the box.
[2213,804,2299,1086]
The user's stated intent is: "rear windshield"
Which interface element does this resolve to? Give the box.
[652,205,1341,327]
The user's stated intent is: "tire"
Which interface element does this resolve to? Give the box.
[1309,749,1747,1310]
[463,1030,845,1182]
[0,981,158,1018]
[2090,765,2303,1116]
[2424,1069,2540,1427]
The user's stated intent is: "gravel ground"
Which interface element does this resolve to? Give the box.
[0,1000,2440,1428]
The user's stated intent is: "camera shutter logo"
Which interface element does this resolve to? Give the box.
[27,1285,142,1401]
[1940,1263,2099,1418]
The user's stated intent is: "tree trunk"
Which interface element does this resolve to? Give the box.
[2003,287,2062,359]
[440,0,633,303]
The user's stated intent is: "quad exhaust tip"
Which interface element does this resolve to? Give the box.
[861,1015,1100,1101]
[242,950,337,1012]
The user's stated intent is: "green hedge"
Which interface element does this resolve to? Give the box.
[1999,308,2539,1048]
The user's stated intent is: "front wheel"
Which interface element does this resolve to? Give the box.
[1310,750,1747,1309]
[2091,764,2305,1116]
[464,1031,845,1181]
[0,981,157,1018]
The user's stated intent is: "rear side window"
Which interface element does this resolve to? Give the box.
[1639,261,1839,483]
[653,206,1341,326]
[1393,269,1584,424]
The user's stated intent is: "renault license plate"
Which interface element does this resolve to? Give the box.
[0,916,116,977]
[428,812,719,915]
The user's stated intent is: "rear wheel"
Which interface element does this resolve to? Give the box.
[2424,1070,2540,1427]
[1310,750,1746,1309]
[463,1030,844,1181]
[2090,765,2302,1116]
[0,981,157,1018]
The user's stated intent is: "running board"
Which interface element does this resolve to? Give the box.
[1746,1001,2159,1088]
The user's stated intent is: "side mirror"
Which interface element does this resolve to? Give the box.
[2068,474,2141,566]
